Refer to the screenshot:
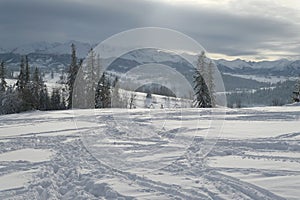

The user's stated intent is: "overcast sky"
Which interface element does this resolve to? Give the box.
[0,0,299,61]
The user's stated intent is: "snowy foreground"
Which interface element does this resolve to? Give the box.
[0,107,300,200]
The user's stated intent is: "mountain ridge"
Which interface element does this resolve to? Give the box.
[1,41,93,58]
[0,42,299,77]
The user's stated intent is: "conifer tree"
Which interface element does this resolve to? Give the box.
[207,60,216,107]
[0,61,7,92]
[50,88,62,110]
[85,48,97,108]
[16,57,26,91]
[67,43,79,109]
[39,85,50,111]
[32,67,43,109]
[95,73,111,108]
[292,78,300,102]
[25,55,30,84]
[0,86,22,114]
[193,52,212,108]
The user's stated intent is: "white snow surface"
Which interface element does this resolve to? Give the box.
[0,106,299,199]
[0,149,54,163]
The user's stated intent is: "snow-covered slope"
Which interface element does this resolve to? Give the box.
[0,107,299,199]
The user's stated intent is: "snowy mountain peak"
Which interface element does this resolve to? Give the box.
[215,58,294,70]
[122,48,184,63]
[215,58,253,69]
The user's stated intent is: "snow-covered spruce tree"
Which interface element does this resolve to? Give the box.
[16,56,29,111]
[50,88,66,110]
[16,57,26,92]
[67,43,80,109]
[22,56,36,111]
[292,78,300,102]
[0,61,7,92]
[207,60,216,107]
[50,88,60,110]
[95,73,111,108]
[84,48,98,108]
[0,86,22,114]
[25,56,30,84]
[0,61,7,114]
[193,52,212,108]
[39,85,50,111]
[32,67,44,109]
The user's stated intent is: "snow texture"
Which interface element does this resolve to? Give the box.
[0,106,299,199]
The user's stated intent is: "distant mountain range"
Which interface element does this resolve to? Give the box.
[215,59,300,76]
[1,41,93,58]
[0,41,300,78]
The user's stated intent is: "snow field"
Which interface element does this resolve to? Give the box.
[0,106,299,199]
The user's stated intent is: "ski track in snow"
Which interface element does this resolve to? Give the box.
[0,107,299,199]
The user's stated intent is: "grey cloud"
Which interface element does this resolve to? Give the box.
[0,0,299,59]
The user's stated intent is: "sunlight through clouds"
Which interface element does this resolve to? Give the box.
[0,0,299,60]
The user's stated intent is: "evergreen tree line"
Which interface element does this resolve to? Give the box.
[87,51,136,109]
[0,56,67,114]
[4,44,297,114]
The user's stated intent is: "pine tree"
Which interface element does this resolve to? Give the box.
[32,67,43,109]
[197,51,207,77]
[0,86,22,114]
[67,43,79,109]
[15,57,30,111]
[0,61,7,92]
[39,85,50,111]
[292,78,300,102]
[22,56,35,111]
[207,61,216,107]
[16,57,26,91]
[95,73,111,108]
[50,88,62,110]
[25,55,30,84]
[85,48,97,108]
[193,52,212,108]
[60,95,67,110]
